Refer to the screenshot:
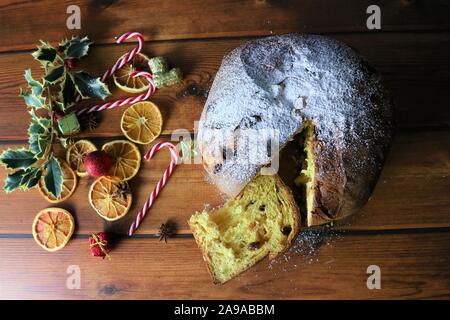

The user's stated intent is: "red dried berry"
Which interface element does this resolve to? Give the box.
[57,45,65,52]
[66,59,75,69]
[88,232,111,258]
[54,110,64,120]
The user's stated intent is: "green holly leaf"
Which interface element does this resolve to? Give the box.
[4,167,42,192]
[44,66,65,84]
[29,133,50,158]
[65,36,92,59]
[28,128,41,147]
[4,170,25,192]
[28,116,51,135]
[61,73,77,110]
[44,155,63,198]
[24,69,43,96]
[38,136,50,157]
[20,90,46,109]
[28,117,51,158]
[73,71,111,100]
[52,99,66,112]
[21,69,47,109]
[59,38,70,48]
[58,38,70,53]
[0,148,37,170]
[19,167,42,189]
[31,41,57,66]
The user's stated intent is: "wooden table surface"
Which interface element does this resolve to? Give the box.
[0,0,449,300]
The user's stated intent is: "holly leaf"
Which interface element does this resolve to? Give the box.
[4,170,25,192]
[19,167,42,189]
[29,124,51,154]
[20,89,46,109]
[28,116,51,135]
[73,71,110,100]
[44,155,63,198]
[61,73,77,110]
[0,148,37,170]
[4,167,42,192]
[58,38,70,52]
[22,69,47,109]
[28,117,51,158]
[32,41,57,66]
[24,69,43,96]
[44,66,65,84]
[59,38,70,47]
[65,36,92,59]
[52,99,66,112]
[29,132,50,158]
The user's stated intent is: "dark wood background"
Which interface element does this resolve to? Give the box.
[0,0,449,299]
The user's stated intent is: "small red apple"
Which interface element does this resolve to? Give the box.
[84,151,112,177]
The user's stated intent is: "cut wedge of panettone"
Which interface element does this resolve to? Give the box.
[189,174,299,284]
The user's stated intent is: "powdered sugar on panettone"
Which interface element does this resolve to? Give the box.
[198,34,393,210]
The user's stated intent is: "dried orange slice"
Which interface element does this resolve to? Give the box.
[66,139,97,177]
[101,140,141,181]
[89,177,132,221]
[120,101,163,145]
[113,53,151,93]
[38,160,77,203]
[32,207,75,252]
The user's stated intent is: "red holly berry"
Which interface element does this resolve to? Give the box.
[66,59,75,69]
[53,110,64,120]
[57,45,65,53]
[84,151,112,177]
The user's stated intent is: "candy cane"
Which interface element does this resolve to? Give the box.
[75,32,145,103]
[101,32,144,81]
[128,141,180,236]
[76,71,155,115]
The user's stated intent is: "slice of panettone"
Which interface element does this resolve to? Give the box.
[189,174,299,284]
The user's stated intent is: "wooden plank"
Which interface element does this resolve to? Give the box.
[0,33,449,141]
[337,129,450,230]
[1,0,450,52]
[0,129,449,235]
[0,231,449,299]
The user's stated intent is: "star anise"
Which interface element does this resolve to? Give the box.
[80,113,99,131]
[112,182,130,199]
[158,223,173,243]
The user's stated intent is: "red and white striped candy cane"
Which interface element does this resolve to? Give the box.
[76,71,155,115]
[101,32,144,81]
[128,141,180,236]
[75,32,145,103]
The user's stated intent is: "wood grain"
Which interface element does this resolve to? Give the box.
[0,33,449,142]
[1,230,449,299]
[0,0,449,301]
[0,0,449,52]
[0,129,449,235]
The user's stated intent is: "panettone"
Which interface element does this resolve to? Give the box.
[193,34,393,282]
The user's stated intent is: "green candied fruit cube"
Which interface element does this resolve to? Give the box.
[57,112,80,136]
[148,56,169,74]
[153,68,183,88]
